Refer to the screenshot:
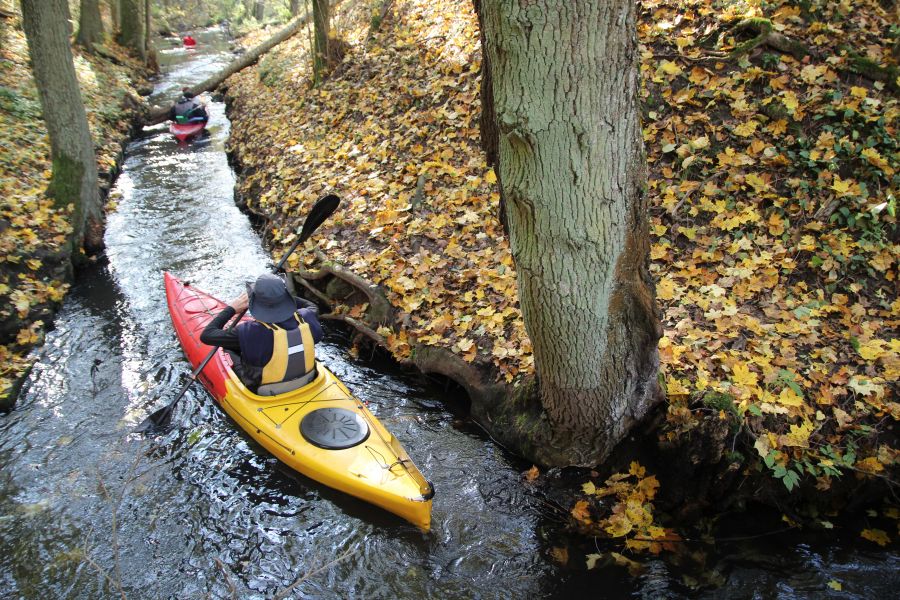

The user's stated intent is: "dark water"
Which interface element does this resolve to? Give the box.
[0,27,896,600]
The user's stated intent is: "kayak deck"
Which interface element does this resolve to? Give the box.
[163,272,433,530]
[169,121,207,142]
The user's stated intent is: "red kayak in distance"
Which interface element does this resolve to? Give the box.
[169,120,207,142]
[183,35,196,47]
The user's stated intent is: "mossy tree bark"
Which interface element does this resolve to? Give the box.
[117,0,145,61]
[21,0,104,253]
[480,0,662,466]
[76,0,104,50]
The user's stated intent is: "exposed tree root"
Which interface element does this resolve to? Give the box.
[843,51,900,93]
[300,249,394,325]
[319,312,387,347]
[720,17,812,60]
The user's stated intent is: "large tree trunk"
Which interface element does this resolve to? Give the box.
[21,0,104,253]
[117,0,145,60]
[480,0,661,466]
[76,0,104,49]
[109,0,120,30]
[471,0,505,234]
[311,0,329,85]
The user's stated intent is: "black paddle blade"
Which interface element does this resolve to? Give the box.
[298,194,340,243]
[134,404,175,433]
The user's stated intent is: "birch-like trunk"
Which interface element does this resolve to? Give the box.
[21,0,104,253]
[480,0,661,465]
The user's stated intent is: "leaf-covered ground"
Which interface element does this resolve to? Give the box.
[226,0,898,541]
[0,15,144,406]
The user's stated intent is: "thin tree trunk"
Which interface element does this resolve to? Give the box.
[143,0,150,56]
[311,0,329,85]
[117,0,145,60]
[76,0,104,49]
[290,0,300,16]
[21,0,104,253]
[254,0,265,21]
[480,0,661,466]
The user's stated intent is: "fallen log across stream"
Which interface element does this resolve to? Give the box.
[143,3,336,126]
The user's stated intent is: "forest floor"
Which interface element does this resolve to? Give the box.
[223,0,898,558]
[0,15,148,409]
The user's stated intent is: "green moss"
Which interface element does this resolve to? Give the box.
[728,17,773,59]
[702,391,739,418]
[846,55,900,93]
[46,154,84,212]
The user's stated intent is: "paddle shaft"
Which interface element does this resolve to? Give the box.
[179,214,310,396]
[173,308,247,401]
[150,258,282,422]
[137,193,340,431]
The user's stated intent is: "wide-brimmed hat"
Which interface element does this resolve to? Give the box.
[248,273,295,322]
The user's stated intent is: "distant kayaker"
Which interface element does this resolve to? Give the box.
[170,88,208,124]
[200,273,324,395]
[183,35,196,47]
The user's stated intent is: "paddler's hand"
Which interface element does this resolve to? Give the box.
[229,292,249,312]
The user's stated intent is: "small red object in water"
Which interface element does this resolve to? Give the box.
[183,35,196,47]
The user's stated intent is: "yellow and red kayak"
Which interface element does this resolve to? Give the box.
[163,272,433,530]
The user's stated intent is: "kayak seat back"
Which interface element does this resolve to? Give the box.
[256,367,318,396]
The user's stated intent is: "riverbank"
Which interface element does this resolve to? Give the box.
[222,0,898,551]
[0,15,149,409]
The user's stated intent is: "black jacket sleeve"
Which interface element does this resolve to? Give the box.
[199,306,243,352]
[295,297,318,314]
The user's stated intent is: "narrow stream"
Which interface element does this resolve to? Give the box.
[0,27,895,600]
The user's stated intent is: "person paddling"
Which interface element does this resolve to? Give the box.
[183,35,196,47]
[200,273,323,395]
[170,88,208,124]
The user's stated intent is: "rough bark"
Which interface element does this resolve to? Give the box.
[145,7,323,124]
[76,0,104,49]
[117,0,145,61]
[471,0,505,233]
[21,0,104,253]
[311,0,330,86]
[480,0,662,466]
[109,0,119,30]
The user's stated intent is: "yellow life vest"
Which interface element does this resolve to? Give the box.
[260,314,315,385]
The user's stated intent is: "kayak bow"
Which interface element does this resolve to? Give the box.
[169,120,206,142]
[163,272,433,530]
